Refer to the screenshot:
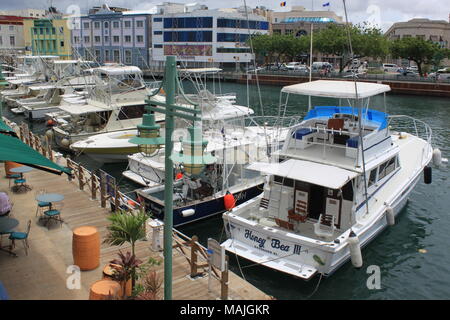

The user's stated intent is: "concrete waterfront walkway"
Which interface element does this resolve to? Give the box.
[0,162,271,300]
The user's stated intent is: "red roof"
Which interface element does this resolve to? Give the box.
[0,15,35,21]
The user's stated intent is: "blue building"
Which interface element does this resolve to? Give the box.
[72,5,152,69]
[151,5,269,70]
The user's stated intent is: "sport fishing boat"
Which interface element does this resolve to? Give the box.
[69,68,237,163]
[221,80,444,280]
[16,60,96,120]
[50,65,163,150]
[125,66,295,227]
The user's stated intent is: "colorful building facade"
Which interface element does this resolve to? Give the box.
[71,5,152,69]
[23,18,72,59]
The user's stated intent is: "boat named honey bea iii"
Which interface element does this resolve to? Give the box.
[221,80,446,280]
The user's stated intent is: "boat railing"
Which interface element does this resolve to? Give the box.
[245,115,301,129]
[388,115,433,165]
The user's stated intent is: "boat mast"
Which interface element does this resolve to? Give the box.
[342,0,370,215]
[308,23,314,111]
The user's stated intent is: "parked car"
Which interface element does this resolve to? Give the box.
[265,63,283,71]
[285,62,306,71]
[382,63,399,73]
[407,66,419,72]
[429,68,450,81]
[312,62,334,71]
[396,68,419,78]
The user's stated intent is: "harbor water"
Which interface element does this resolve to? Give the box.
[4,81,449,300]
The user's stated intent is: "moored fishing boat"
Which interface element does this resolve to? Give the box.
[221,80,444,280]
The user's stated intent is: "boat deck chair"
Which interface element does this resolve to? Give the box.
[314,214,336,238]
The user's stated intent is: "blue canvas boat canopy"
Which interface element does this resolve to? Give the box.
[0,132,72,176]
[304,106,388,130]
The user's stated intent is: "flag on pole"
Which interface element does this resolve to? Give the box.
[323,2,330,6]
[280,1,287,7]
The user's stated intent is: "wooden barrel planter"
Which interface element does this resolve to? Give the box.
[72,226,100,271]
[4,161,23,177]
[102,263,132,297]
[89,279,121,300]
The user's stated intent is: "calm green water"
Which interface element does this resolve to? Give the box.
[4,81,449,300]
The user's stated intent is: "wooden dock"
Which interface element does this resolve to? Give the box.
[0,119,271,300]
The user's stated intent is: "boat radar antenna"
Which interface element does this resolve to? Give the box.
[342,0,370,216]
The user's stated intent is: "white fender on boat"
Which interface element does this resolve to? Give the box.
[386,206,395,226]
[433,148,442,166]
[181,208,195,217]
[348,230,363,268]
[60,138,70,147]
[45,129,53,139]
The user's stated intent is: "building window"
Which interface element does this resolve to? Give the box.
[164,17,213,29]
[73,36,80,43]
[95,49,101,60]
[94,21,100,29]
[164,31,213,42]
[104,21,109,28]
[154,44,163,48]
[153,17,162,22]
[94,36,101,43]
[0,36,3,46]
[273,29,281,35]
[105,50,110,61]
[216,47,251,53]
[136,35,144,43]
[84,36,90,43]
[10,36,15,46]
[59,27,64,34]
[136,20,144,28]
[113,21,119,28]
[9,25,14,31]
[83,22,90,29]
[217,33,249,43]
[124,21,131,28]
[153,30,162,35]
[125,50,132,64]
[60,41,65,47]
[104,36,109,43]
[113,36,120,43]
[124,35,131,43]
[113,50,120,63]
[216,19,268,30]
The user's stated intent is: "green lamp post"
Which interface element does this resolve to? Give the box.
[130,56,215,300]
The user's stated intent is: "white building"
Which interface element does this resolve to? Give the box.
[151,5,269,70]
[0,15,30,52]
[0,9,47,18]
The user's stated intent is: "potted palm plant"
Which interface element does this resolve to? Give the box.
[103,210,148,289]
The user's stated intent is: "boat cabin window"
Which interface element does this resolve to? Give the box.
[368,169,377,187]
[273,175,294,187]
[117,105,145,120]
[378,157,396,180]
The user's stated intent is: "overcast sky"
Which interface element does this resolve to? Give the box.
[3,0,449,31]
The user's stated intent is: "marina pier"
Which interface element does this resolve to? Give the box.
[0,119,271,300]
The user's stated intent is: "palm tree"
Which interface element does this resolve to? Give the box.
[104,210,148,289]
[103,210,147,257]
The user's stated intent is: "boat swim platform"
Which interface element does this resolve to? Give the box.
[0,159,271,300]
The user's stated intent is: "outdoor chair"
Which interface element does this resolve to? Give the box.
[12,178,30,193]
[7,174,21,188]
[9,219,31,256]
[43,202,64,229]
[35,190,50,217]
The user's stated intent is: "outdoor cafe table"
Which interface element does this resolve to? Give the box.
[35,193,65,209]
[10,166,33,192]
[0,217,19,257]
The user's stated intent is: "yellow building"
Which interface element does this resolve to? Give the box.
[23,18,72,59]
